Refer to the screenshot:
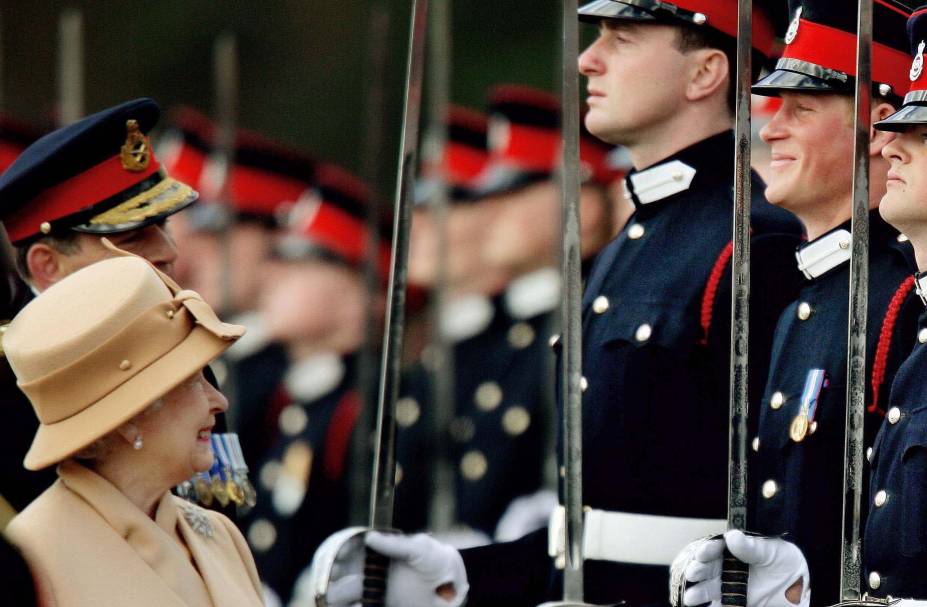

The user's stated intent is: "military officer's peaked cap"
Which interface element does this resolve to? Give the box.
[876,5,927,130]
[753,0,912,99]
[578,0,777,57]
[0,98,198,245]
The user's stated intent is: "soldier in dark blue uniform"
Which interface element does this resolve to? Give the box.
[238,161,386,604]
[0,99,203,513]
[679,6,927,605]
[742,2,919,604]
[861,6,927,597]
[306,1,804,606]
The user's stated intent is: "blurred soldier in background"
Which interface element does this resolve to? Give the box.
[239,161,387,604]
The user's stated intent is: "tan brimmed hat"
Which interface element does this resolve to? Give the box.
[3,251,245,470]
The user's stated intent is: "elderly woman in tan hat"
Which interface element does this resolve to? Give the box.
[2,250,264,607]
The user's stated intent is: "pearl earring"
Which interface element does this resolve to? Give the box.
[133,435,143,450]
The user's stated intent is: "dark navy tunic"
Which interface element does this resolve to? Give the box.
[751,215,919,606]
[241,355,361,604]
[395,293,556,536]
[462,131,803,606]
[864,306,927,598]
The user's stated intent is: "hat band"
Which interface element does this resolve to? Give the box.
[498,124,561,173]
[19,289,239,425]
[296,201,370,266]
[904,89,927,105]
[445,142,489,184]
[782,18,911,97]
[226,161,312,217]
[5,151,162,243]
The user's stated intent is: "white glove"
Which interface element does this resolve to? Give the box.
[682,530,809,607]
[494,489,558,542]
[315,531,469,607]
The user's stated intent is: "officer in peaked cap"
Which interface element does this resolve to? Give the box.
[861,5,927,599]
[677,2,921,606]
[303,0,806,599]
[0,98,204,514]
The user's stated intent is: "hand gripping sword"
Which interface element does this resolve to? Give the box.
[839,0,872,601]
[364,1,429,604]
[720,0,753,606]
[537,1,604,606]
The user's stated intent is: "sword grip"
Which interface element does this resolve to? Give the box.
[721,547,749,607]
[362,546,389,606]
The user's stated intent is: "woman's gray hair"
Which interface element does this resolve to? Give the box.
[72,398,164,463]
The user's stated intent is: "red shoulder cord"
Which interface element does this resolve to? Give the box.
[699,240,735,346]
[323,390,362,480]
[869,275,916,415]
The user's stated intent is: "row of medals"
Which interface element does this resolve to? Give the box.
[176,432,258,511]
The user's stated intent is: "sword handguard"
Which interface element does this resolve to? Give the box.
[362,545,389,606]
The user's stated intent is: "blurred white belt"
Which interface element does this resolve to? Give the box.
[548,505,726,567]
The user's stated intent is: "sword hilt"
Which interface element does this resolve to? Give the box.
[721,547,749,607]
[362,546,389,606]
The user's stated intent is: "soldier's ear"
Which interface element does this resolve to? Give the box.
[870,102,898,156]
[25,242,67,291]
[685,48,729,104]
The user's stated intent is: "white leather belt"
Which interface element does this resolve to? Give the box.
[548,505,727,567]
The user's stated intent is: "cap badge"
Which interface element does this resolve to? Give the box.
[911,41,925,82]
[120,119,151,172]
[785,6,802,45]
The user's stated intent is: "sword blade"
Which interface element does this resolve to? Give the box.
[722,1,752,603]
[560,0,585,601]
[369,0,430,531]
[840,0,872,599]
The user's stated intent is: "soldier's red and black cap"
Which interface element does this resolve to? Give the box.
[752,0,912,99]
[160,107,316,231]
[415,104,491,205]
[578,0,776,57]
[276,162,390,274]
[875,6,927,131]
[0,98,198,246]
[469,85,623,198]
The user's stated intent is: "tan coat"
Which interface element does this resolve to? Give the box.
[6,461,265,607]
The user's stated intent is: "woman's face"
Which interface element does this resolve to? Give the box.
[136,370,228,484]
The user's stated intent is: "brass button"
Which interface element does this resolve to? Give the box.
[635,323,652,343]
[508,322,536,349]
[797,302,812,320]
[874,490,888,507]
[580,376,589,392]
[502,406,531,436]
[869,571,881,590]
[809,421,818,435]
[396,397,421,427]
[628,223,645,240]
[40,221,51,234]
[247,519,277,552]
[278,404,308,436]
[770,391,785,410]
[259,460,281,490]
[898,233,910,243]
[879,83,893,97]
[867,447,874,463]
[839,238,850,249]
[919,328,927,344]
[593,296,610,314]
[762,479,778,499]
[395,463,404,485]
[549,334,561,349]
[752,437,760,452]
[693,12,707,25]
[119,359,132,371]
[475,381,503,411]
[888,407,902,424]
[460,450,488,481]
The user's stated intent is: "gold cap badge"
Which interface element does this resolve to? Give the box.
[120,120,151,172]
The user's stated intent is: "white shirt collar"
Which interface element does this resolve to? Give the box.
[916,272,927,307]
[504,267,561,320]
[795,229,852,280]
[284,352,346,402]
[622,160,697,206]
[441,294,495,342]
